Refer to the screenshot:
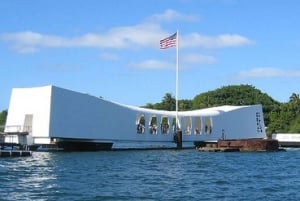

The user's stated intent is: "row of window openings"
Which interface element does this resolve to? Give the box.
[136,114,213,135]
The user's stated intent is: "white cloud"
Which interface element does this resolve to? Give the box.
[129,60,174,70]
[1,24,165,53]
[1,30,253,54]
[0,32,72,53]
[236,67,300,79]
[182,33,254,48]
[182,53,216,64]
[148,9,198,23]
[0,10,253,54]
[128,53,216,70]
[2,31,71,53]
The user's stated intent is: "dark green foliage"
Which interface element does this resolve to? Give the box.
[143,84,300,136]
[179,99,193,111]
[289,113,300,133]
[144,93,192,111]
[144,93,176,111]
[0,110,7,132]
[267,93,300,134]
[192,85,281,128]
[192,84,279,108]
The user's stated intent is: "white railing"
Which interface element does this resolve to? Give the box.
[4,125,32,133]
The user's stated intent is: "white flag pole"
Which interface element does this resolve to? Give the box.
[175,30,179,130]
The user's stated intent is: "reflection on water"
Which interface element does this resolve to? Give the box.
[0,152,58,200]
[0,149,300,200]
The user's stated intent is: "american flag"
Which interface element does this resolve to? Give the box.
[160,32,177,49]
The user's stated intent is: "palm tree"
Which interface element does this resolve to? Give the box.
[289,93,300,103]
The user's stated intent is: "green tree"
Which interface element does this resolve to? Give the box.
[289,93,300,103]
[161,93,176,111]
[267,93,300,134]
[0,110,7,132]
[289,113,300,133]
[179,99,193,111]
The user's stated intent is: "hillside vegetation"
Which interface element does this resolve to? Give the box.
[1,85,299,135]
[144,84,300,136]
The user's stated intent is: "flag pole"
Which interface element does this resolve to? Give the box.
[175,30,179,131]
[175,30,182,149]
[160,31,181,148]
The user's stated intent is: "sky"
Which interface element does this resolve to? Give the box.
[1,0,300,110]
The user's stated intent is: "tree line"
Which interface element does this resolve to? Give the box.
[143,84,300,136]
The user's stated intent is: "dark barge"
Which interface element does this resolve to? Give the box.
[195,138,280,152]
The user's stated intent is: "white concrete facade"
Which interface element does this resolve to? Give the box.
[4,85,266,146]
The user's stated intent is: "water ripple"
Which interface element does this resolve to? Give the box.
[0,150,300,200]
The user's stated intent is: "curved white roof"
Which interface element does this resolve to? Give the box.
[107,98,250,117]
[9,85,255,118]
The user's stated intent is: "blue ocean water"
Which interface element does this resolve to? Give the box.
[0,149,300,201]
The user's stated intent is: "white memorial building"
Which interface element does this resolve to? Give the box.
[3,85,266,150]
